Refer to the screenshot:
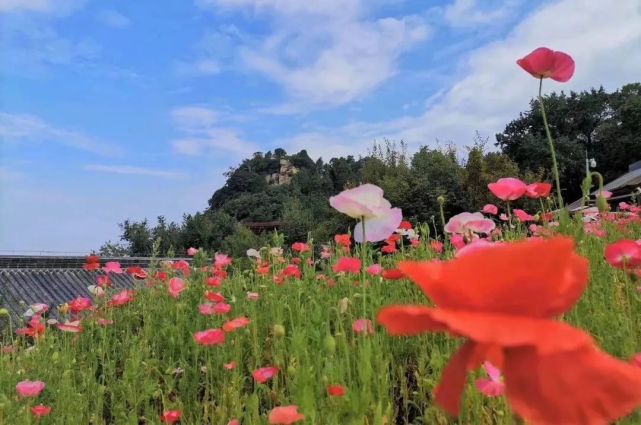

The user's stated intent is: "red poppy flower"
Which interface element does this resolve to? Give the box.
[334,234,352,248]
[268,405,305,424]
[381,269,404,280]
[399,220,413,230]
[332,257,361,274]
[526,182,552,199]
[291,242,310,253]
[517,47,574,82]
[281,264,302,279]
[204,291,225,303]
[193,329,225,346]
[126,266,148,280]
[83,254,100,271]
[31,405,52,417]
[161,410,182,424]
[377,237,641,424]
[381,243,397,254]
[222,316,250,332]
[69,297,93,314]
[327,384,346,397]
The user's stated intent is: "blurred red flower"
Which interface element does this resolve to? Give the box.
[378,237,641,424]
[517,47,575,82]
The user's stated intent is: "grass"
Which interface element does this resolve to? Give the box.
[0,218,640,424]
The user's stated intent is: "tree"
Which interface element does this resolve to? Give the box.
[496,84,641,202]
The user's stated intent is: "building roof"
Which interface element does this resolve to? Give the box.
[567,162,641,211]
[0,268,135,325]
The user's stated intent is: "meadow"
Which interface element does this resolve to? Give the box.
[2,47,641,425]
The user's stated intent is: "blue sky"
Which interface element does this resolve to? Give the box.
[1,0,640,253]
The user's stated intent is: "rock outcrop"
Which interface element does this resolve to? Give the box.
[265,159,299,185]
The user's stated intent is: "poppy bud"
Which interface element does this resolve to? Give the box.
[323,334,336,355]
[273,324,286,338]
[597,196,609,213]
[437,195,445,205]
[287,364,297,375]
[0,308,9,317]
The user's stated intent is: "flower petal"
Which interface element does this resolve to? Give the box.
[397,237,589,318]
[354,207,403,243]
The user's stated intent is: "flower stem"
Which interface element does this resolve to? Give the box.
[538,78,564,209]
[360,217,367,314]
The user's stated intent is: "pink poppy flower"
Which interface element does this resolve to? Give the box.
[482,204,498,215]
[253,366,279,384]
[450,234,466,250]
[455,240,499,258]
[444,212,495,235]
[96,318,114,327]
[268,405,305,424]
[605,240,641,269]
[199,303,217,315]
[526,182,553,199]
[352,318,374,336]
[213,303,231,315]
[475,361,505,397]
[187,247,199,256]
[224,361,237,370]
[514,209,535,223]
[488,178,527,201]
[247,292,260,301]
[333,257,361,274]
[214,253,232,268]
[206,276,222,287]
[281,264,302,279]
[228,420,240,425]
[193,329,225,346]
[330,184,402,243]
[517,47,575,82]
[126,266,148,279]
[96,274,111,288]
[366,264,383,276]
[16,380,45,398]
[161,410,182,424]
[109,290,135,307]
[168,278,186,299]
[31,405,52,417]
[222,316,250,332]
[57,320,83,333]
[103,261,123,274]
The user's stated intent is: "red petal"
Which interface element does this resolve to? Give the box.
[504,346,641,424]
[398,237,588,318]
[434,341,479,415]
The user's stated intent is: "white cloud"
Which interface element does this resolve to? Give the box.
[98,10,130,28]
[0,11,100,74]
[0,0,84,14]
[280,0,641,159]
[444,0,522,28]
[0,112,122,156]
[197,0,430,109]
[169,106,259,156]
[84,165,184,179]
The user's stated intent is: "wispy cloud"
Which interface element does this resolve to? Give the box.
[0,112,122,157]
[98,9,130,28]
[196,0,431,110]
[84,164,185,179]
[444,0,523,28]
[169,106,258,156]
[0,0,85,15]
[280,0,641,160]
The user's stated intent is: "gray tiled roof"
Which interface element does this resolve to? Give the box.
[0,268,136,326]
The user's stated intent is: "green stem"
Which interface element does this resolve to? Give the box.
[360,217,367,314]
[538,78,564,209]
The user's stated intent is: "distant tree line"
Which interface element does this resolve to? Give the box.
[99,83,641,258]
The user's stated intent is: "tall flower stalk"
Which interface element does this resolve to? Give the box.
[538,78,564,208]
